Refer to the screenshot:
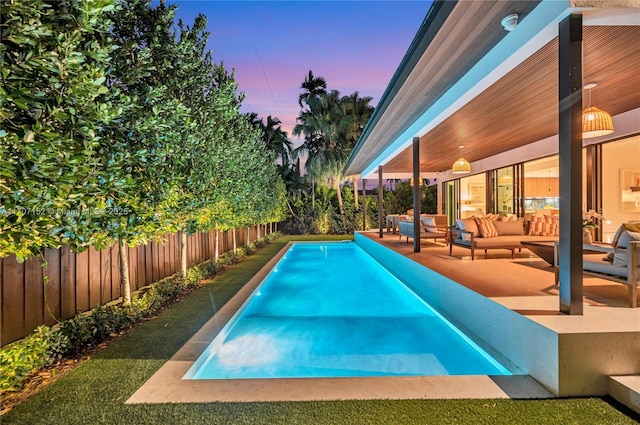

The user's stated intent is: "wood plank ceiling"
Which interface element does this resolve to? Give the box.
[380,25,640,174]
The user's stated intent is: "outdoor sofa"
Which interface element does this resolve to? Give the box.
[398,214,448,244]
[449,215,558,260]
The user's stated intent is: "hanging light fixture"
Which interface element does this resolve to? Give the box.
[409,177,423,186]
[452,145,471,174]
[582,82,614,138]
[498,169,512,186]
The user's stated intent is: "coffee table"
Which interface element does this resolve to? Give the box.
[521,240,557,265]
[521,240,612,284]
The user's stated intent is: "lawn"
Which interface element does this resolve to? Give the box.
[2,235,638,425]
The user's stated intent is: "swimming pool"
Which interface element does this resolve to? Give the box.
[184,242,511,379]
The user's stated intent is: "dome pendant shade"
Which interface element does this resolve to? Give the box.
[582,106,614,138]
[452,157,471,174]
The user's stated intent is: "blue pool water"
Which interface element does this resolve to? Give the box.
[184,242,511,379]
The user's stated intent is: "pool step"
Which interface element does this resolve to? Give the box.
[608,375,640,414]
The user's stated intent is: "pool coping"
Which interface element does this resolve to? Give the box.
[126,241,553,403]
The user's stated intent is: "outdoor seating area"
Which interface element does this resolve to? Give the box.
[448,216,559,260]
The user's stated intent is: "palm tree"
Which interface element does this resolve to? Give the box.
[294,90,373,228]
[298,70,327,108]
[248,113,292,167]
[278,160,310,221]
[340,92,374,207]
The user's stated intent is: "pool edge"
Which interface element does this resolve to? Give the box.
[126,239,553,404]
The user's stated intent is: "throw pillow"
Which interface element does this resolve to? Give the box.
[493,218,524,236]
[617,230,640,248]
[612,223,640,248]
[528,216,546,236]
[421,216,436,227]
[474,217,498,238]
[456,218,479,241]
[529,215,558,236]
[544,215,559,237]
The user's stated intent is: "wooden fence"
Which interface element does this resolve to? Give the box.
[0,225,273,346]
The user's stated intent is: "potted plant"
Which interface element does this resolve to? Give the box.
[582,209,606,244]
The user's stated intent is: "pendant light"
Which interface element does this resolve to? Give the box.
[452,145,471,174]
[582,82,614,138]
[498,169,512,186]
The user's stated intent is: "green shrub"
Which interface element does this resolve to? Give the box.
[90,305,130,341]
[127,292,157,320]
[236,246,248,257]
[198,260,217,279]
[59,314,97,353]
[155,278,183,301]
[0,326,70,392]
[218,250,238,267]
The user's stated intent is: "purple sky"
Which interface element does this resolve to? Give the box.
[170,0,431,143]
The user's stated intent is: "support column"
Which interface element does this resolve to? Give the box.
[558,14,583,315]
[412,136,421,253]
[362,179,367,231]
[378,166,384,238]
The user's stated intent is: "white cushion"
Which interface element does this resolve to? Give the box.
[617,231,640,248]
[456,218,479,241]
[421,216,436,227]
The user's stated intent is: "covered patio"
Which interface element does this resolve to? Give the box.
[344,1,640,315]
[344,0,640,411]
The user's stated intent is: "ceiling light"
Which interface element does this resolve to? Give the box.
[582,82,614,138]
[452,145,471,174]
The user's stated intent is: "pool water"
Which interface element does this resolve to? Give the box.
[184,242,511,379]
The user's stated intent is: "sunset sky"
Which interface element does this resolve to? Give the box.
[170,0,431,143]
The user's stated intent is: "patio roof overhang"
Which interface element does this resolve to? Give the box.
[343,0,640,180]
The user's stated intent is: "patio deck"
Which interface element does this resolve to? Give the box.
[364,230,638,311]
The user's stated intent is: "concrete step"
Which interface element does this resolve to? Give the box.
[609,375,640,414]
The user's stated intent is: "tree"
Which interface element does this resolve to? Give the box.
[249,114,292,167]
[341,92,374,207]
[96,0,193,301]
[0,0,119,260]
[162,13,240,275]
[294,85,373,230]
[298,70,327,108]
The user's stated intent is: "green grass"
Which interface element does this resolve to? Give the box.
[3,235,638,425]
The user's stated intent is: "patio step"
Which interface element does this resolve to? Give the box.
[608,375,640,414]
